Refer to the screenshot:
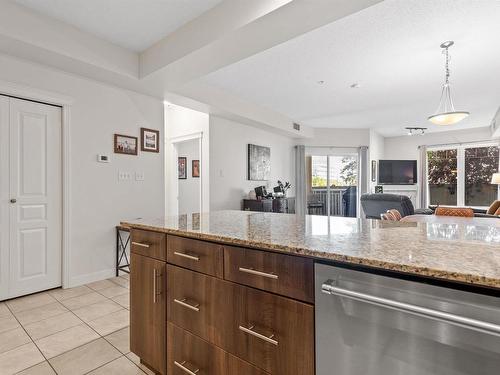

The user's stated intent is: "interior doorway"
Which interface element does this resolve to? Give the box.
[0,95,62,300]
[168,133,203,216]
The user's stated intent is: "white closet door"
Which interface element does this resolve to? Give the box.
[0,96,9,299]
[7,97,62,299]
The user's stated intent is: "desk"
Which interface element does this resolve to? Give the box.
[401,214,500,227]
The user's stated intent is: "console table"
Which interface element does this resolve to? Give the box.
[243,197,295,214]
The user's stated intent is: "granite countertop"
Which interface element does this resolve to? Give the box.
[122,210,500,290]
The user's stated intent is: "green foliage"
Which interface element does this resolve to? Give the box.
[340,157,357,186]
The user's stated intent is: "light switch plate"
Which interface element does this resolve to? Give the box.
[135,172,145,181]
[118,171,131,181]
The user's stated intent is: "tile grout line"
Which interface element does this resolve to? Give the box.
[4,300,59,375]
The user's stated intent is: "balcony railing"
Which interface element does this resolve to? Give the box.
[309,188,347,216]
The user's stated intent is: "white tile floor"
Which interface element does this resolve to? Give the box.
[0,273,153,375]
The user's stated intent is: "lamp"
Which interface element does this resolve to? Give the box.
[491,173,500,184]
[428,41,469,126]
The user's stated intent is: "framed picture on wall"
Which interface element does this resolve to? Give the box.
[114,134,138,155]
[371,160,377,182]
[178,157,187,179]
[140,127,160,153]
[248,144,271,181]
[192,160,200,177]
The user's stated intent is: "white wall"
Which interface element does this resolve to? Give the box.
[177,139,201,215]
[384,126,496,160]
[165,103,209,215]
[210,116,295,211]
[297,128,370,148]
[0,54,164,287]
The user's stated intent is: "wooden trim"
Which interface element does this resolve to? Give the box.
[141,127,160,153]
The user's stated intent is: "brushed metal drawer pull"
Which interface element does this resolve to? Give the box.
[153,269,157,304]
[174,251,200,261]
[238,267,278,280]
[174,360,200,375]
[174,298,200,312]
[239,325,279,346]
[132,241,150,248]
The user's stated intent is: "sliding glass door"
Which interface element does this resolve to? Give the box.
[306,150,358,217]
[427,143,499,208]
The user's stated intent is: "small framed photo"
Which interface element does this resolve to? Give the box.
[192,160,200,177]
[141,128,160,153]
[114,134,138,155]
[178,157,187,179]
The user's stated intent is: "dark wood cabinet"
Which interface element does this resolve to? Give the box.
[131,229,167,261]
[224,245,314,303]
[221,283,314,375]
[243,198,295,213]
[167,235,223,278]
[130,253,167,374]
[130,229,315,375]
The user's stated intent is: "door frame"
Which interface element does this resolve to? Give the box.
[167,132,203,216]
[0,80,73,290]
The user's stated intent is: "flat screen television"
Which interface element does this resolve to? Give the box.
[378,160,417,185]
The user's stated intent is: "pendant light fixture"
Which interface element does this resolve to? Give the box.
[428,41,469,125]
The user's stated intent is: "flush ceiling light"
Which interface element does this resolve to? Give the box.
[428,41,469,126]
[405,127,427,136]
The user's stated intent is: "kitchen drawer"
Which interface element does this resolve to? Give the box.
[221,284,314,375]
[167,322,226,375]
[167,265,222,342]
[167,235,223,278]
[224,246,314,303]
[167,322,269,375]
[131,229,166,261]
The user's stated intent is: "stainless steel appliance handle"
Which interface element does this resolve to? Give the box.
[174,251,200,261]
[322,280,500,336]
[238,267,278,279]
[174,360,200,375]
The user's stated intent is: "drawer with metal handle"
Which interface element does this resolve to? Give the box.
[167,235,223,278]
[226,283,315,375]
[167,322,226,375]
[224,245,314,303]
[130,229,167,261]
[167,265,221,342]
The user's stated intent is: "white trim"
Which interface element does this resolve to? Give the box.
[0,80,73,106]
[0,80,73,290]
[68,269,115,288]
[168,131,203,144]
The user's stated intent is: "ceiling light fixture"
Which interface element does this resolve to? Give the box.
[428,41,469,126]
[405,127,427,136]
[317,80,325,85]
[350,83,360,88]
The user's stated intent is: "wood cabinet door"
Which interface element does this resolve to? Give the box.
[220,284,315,375]
[130,229,167,261]
[130,253,167,374]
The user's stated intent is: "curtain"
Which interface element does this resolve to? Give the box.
[418,145,428,209]
[295,145,306,216]
[358,146,369,218]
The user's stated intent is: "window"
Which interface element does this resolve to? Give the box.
[427,144,499,207]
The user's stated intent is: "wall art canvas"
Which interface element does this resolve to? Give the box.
[248,144,270,181]
[178,157,187,179]
[192,160,200,177]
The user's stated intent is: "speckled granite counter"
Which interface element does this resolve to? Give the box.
[122,210,500,290]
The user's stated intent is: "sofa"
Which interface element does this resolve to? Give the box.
[360,193,432,219]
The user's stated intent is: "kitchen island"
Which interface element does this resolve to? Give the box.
[122,210,500,375]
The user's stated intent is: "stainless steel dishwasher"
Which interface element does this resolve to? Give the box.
[315,263,500,375]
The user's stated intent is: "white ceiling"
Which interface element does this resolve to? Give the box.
[202,0,500,136]
[13,0,222,52]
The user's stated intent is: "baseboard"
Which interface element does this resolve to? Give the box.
[67,268,115,288]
